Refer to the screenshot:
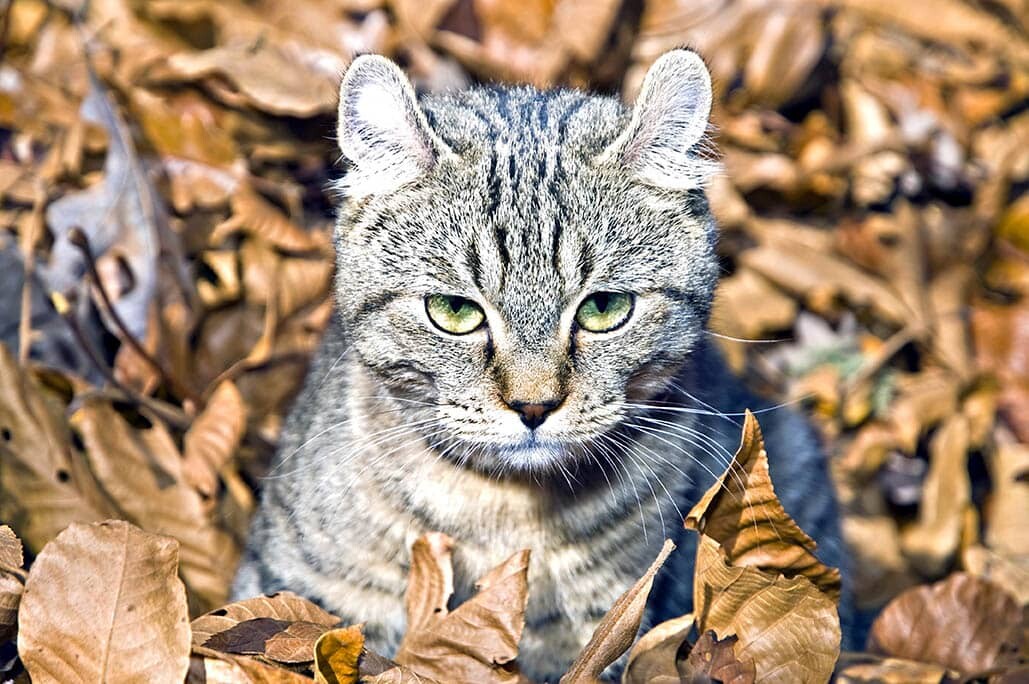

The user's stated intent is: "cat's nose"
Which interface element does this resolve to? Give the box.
[507,398,563,430]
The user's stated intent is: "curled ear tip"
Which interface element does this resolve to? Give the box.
[343,54,404,84]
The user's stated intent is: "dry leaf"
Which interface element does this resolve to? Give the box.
[183,380,247,502]
[691,536,841,683]
[191,644,316,684]
[17,520,191,683]
[898,414,971,576]
[623,613,694,684]
[868,572,1022,674]
[0,345,113,551]
[685,410,841,599]
[401,532,455,639]
[314,625,364,684]
[210,185,329,253]
[0,526,23,571]
[395,547,530,684]
[191,591,339,647]
[986,442,1029,557]
[561,539,675,683]
[43,70,181,342]
[962,545,1029,606]
[72,400,239,610]
[680,631,756,684]
[265,621,334,663]
[203,617,294,654]
[835,654,948,683]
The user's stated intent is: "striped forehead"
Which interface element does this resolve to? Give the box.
[434,89,599,331]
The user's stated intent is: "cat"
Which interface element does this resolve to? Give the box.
[233,49,850,681]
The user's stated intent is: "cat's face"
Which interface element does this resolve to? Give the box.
[332,52,719,473]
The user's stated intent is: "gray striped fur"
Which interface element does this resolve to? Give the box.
[235,51,849,681]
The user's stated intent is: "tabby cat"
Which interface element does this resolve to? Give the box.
[234,50,849,681]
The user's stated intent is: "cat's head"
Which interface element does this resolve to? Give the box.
[332,50,719,474]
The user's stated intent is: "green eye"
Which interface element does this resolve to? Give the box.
[575,292,634,332]
[426,294,486,335]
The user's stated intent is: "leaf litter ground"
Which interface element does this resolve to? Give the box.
[0,0,1027,681]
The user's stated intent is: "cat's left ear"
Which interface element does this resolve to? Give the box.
[597,49,718,191]
[337,55,453,198]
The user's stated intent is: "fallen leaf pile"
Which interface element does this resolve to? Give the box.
[1,0,1027,681]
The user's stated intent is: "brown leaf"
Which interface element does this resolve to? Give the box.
[162,43,341,118]
[0,571,22,644]
[314,625,364,684]
[685,410,842,600]
[0,525,23,571]
[183,380,247,502]
[962,545,1029,606]
[868,572,1022,674]
[17,520,191,683]
[898,414,971,576]
[835,654,948,683]
[203,617,293,655]
[986,442,1029,557]
[396,547,530,684]
[691,536,841,683]
[72,400,239,611]
[623,613,694,684]
[210,186,329,253]
[190,645,316,684]
[400,532,455,638]
[265,621,334,664]
[191,592,339,648]
[681,631,756,684]
[0,345,113,551]
[43,70,183,343]
[561,539,675,683]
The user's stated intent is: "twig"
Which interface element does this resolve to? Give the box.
[51,290,192,431]
[67,227,202,406]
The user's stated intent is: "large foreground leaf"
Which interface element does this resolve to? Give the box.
[17,520,190,683]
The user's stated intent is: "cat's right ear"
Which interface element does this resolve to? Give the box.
[337,55,453,198]
[596,49,718,191]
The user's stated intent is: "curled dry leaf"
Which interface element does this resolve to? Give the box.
[680,631,756,684]
[72,400,239,610]
[0,345,113,551]
[395,544,530,684]
[191,591,339,648]
[190,644,316,684]
[265,620,335,664]
[868,572,1023,674]
[43,70,182,342]
[561,539,675,684]
[0,525,24,643]
[986,442,1029,557]
[962,545,1029,606]
[834,654,948,684]
[183,380,247,502]
[685,410,842,599]
[691,536,841,683]
[0,525,23,570]
[623,613,693,684]
[898,414,970,576]
[16,520,191,683]
[314,625,364,684]
[401,532,454,639]
[210,186,329,253]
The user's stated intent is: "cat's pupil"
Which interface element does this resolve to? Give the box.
[594,293,610,313]
[448,297,463,314]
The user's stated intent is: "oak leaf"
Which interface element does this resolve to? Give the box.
[16,520,191,683]
[680,631,756,684]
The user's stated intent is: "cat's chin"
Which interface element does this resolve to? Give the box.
[490,438,572,474]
